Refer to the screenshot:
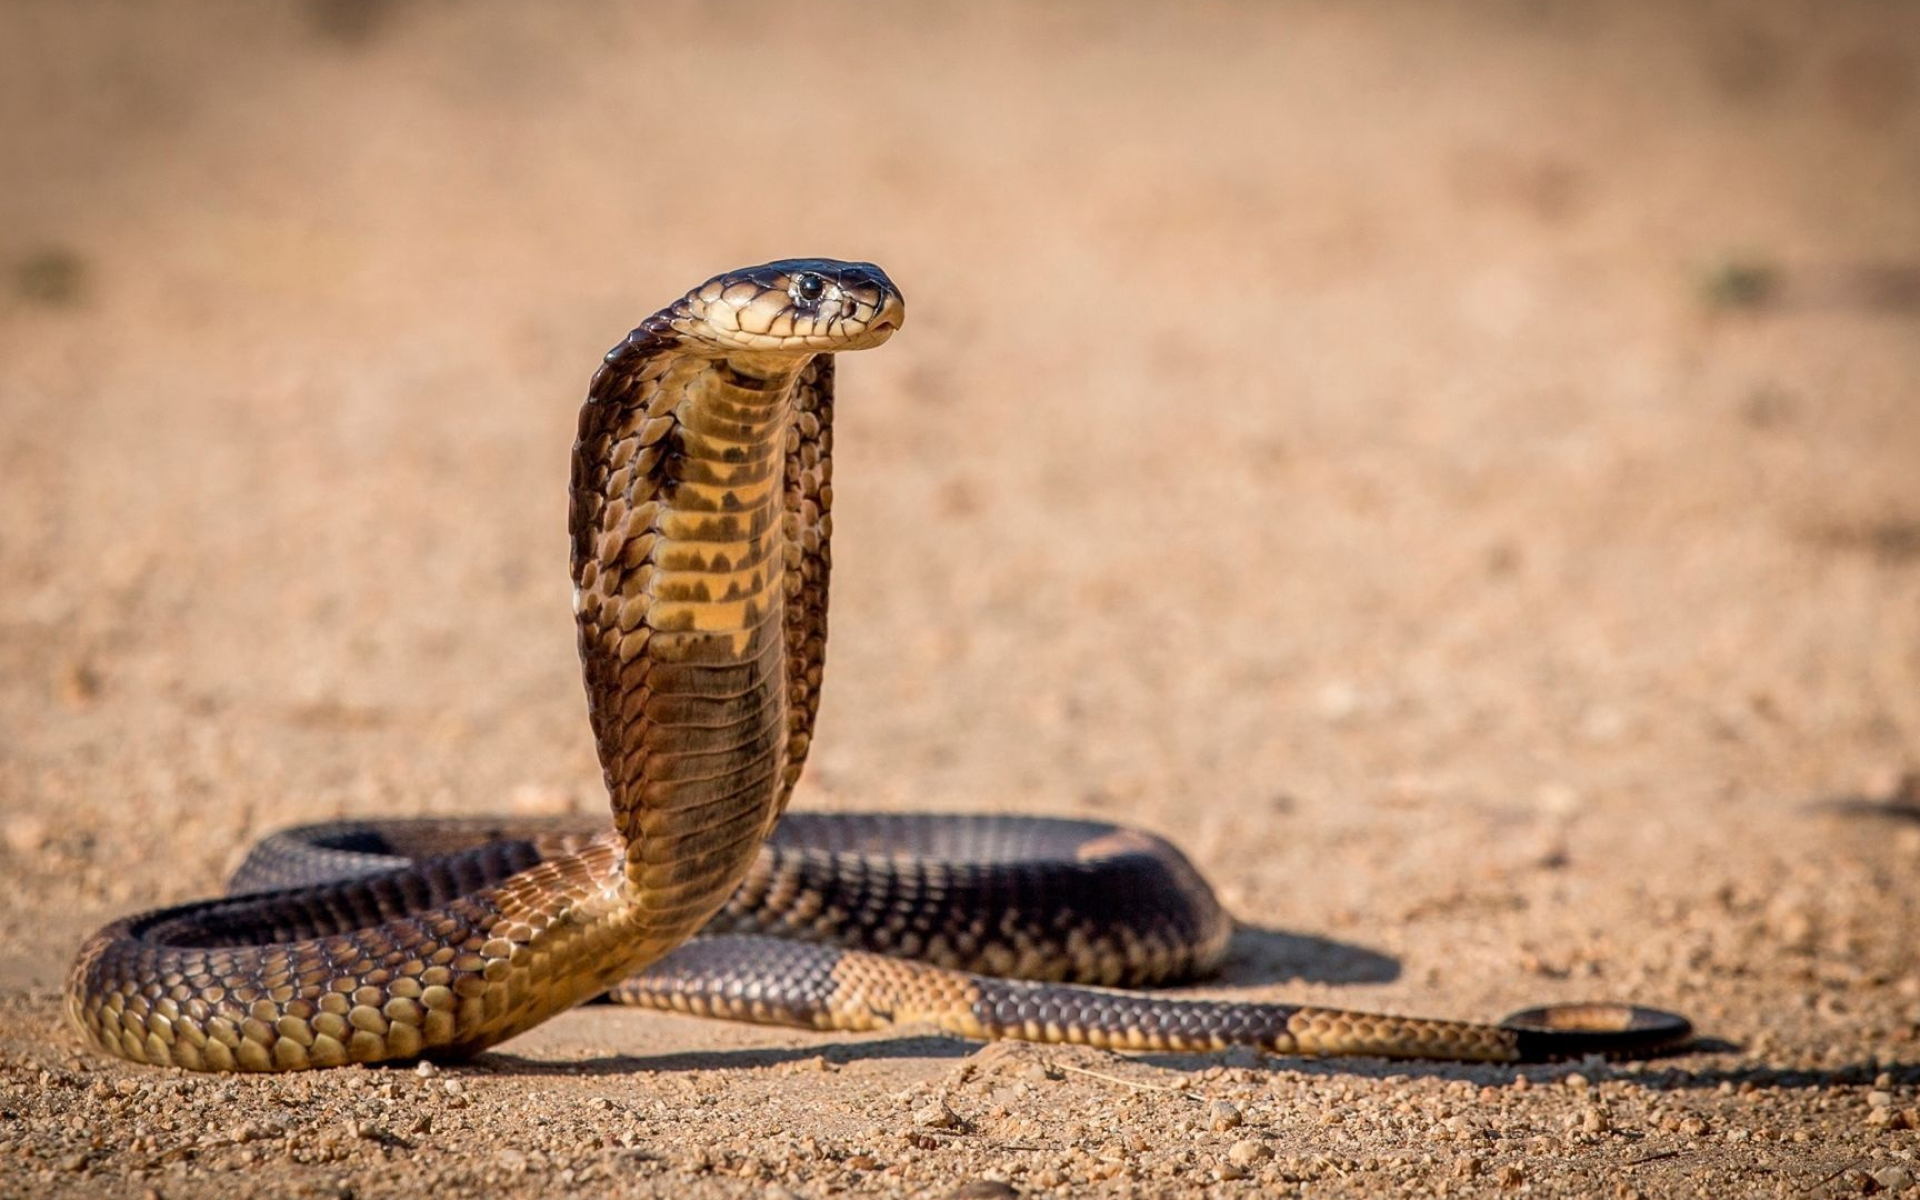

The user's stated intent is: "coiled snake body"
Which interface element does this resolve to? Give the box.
[67,260,1690,1071]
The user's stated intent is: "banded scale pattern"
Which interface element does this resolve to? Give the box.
[571,322,811,950]
[66,259,1692,1072]
[609,936,1683,1063]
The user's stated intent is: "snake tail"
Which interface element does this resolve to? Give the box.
[610,937,1691,1063]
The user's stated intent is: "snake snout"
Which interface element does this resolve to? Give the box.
[868,293,905,333]
[818,260,905,343]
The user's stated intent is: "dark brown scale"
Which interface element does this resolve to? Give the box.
[225,814,1227,988]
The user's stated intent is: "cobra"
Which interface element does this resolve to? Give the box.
[66,259,1691,1071]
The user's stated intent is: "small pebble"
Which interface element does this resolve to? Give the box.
[1208,1100,1244,1131]
[1227,1139,1271,1167]
[914,1098,960,1129]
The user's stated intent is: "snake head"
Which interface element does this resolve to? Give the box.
[671,259,905,354]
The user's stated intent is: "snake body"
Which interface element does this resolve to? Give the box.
[66,259,1691,1071]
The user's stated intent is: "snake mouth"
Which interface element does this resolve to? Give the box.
[867,294,906,335]
[847,309,903,350]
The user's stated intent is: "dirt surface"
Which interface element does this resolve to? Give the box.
[3,2,1919,1197]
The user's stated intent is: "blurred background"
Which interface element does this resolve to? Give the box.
[2,0,1918,1099]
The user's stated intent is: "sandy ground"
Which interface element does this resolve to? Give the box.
[3,2,1918,1197]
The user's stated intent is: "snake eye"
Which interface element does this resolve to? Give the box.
[790,273,826,304]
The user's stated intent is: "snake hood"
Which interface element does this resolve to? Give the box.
[662,259,905,355]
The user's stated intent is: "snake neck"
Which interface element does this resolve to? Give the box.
[650,353,802,653]
[573,344,817,944]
